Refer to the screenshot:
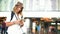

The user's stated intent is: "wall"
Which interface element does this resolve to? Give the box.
[0,11,60,18]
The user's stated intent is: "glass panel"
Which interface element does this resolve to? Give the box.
[0,0,58,12]
[0,0,12,12]
[58,0,60,11]
[0,0,23,12]
[24,0,58,12]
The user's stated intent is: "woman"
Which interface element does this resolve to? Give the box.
[5,2,25,34]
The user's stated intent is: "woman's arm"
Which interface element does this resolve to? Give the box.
[5,20,23,27]
[5,22,14,27]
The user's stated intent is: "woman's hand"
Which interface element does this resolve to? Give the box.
[13,20,20,24]
[19,20,24,27]
[13,20,24,27]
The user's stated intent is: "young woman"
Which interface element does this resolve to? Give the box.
[5,2,25,34]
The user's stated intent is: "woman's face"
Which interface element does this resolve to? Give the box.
[14,5,22,13]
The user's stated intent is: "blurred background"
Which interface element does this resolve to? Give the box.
[0,0,60,34]
[26,17,60,34]
[0,0,59,12]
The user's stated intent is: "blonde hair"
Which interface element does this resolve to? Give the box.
[13,7,15,12]
[13,2,23,14]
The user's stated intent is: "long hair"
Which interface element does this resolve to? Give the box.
[18,7,23,14]
[13,2,23,14]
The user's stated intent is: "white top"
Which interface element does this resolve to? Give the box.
[5,12,30,34]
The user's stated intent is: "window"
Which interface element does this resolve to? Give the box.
[0,0,13,11]
[0,0,23,12]
[0,0,58,12]
[24,0,58,12]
